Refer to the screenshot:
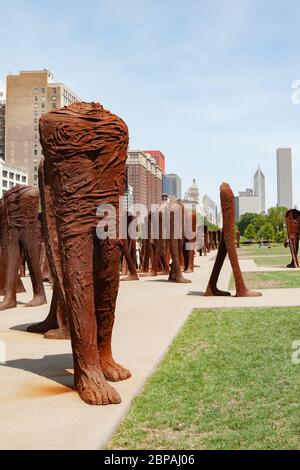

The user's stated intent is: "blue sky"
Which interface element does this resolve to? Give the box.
[1,0,300,209]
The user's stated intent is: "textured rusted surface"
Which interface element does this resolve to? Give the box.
[0,186,46,310]
[285,209,300,268]
[0,198,26,296]
[236,229,241,248]
[38,102,131,405]
[120,212,139,281]
[205,182,262,297]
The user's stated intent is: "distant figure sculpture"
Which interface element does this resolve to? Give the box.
[285,209,300,268]
[205,182,262,297]
[37,102,131,406]
[0,186,47,310]
[0,197,26,295]
[141,202,192,282]
[236,229,241,248]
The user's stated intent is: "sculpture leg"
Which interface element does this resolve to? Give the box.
[21,224,47,307]
[27,285,69,339]
[222,188,261,297]
[184,241,195,273]
[62,231,121,405]
[95,237,131,382]
[121,239,139,281]
[28,160,68,337]
[168,212,191,283]
[205,233,231,296]
[149,238,163,276]
[0,230,20,310]
[168,239,191,283]
[287,227,299,268]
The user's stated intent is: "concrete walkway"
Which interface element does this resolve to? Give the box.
[0,252,299,450]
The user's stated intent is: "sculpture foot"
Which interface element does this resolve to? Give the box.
[0,300,17,311]
[184,268,194,273]
[205,285,231,297]
[27,320,55,334]
[101,358,132,382]
[287,262,298,268]
[168,275,192,283]
[121,274,139,281]
[44,327,70,340]
[24,295,47,308]
[75,371,121,405]
[235,289,262,297]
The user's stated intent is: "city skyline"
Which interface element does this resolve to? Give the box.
[1,1,300,208]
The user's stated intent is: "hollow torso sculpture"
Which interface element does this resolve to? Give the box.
[0,186,46,310]
[285,209,300,268]
[38,102,131,405]
[205,182,261,297]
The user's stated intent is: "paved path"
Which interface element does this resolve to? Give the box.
[1,252,299,450]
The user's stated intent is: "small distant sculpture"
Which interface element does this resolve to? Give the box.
[236,229,241,248]
[0,198,26,296]
[120,212,139,281]
[0,186,47,310]
[141,202,192,282]
[205,182,262,297]
[285,209,300,268]
[36,102,131,405]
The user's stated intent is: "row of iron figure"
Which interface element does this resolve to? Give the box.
[0,101,262,405]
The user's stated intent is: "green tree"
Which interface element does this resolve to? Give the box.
[252,213,267,233]
[258,222,275,241]
[237,213,258,235]
[244,223,257,242]
[275,230,286,244]
[266,206,288,232]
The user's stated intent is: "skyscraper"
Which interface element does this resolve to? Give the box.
[0,81,5,161]
[126,150,162,208]
[202,194,217,225]
[253,165,265,213]
[5,70,80,186]
[143,150,165,174]
[163,173,182,199]
[277,147,293,208]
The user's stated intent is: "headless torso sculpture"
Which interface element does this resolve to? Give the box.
[0,186,46,310]
[39,102,131,405]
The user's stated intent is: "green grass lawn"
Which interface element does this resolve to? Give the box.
[106,307,300,450]
[238,246,289,258]
[229,271,300,290]
[254,256,292,267]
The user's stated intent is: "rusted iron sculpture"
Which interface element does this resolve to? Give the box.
[0,186,46,310]
[0,198,26,296]
[205,182,262,297]
[35,102,131,405]
[285,209,300,268]
[236,229,241,248]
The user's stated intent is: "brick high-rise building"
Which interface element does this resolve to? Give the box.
[163,173,182,200]
[127,150,162,209]
[0,103,5,161]
[143,150,165,174]
[5,70,80,186]
[0,83,5,161]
